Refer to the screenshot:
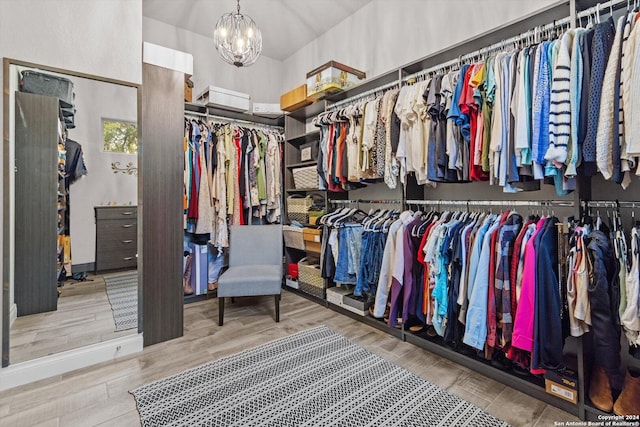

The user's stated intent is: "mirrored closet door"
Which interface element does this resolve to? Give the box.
[2,59,141,366]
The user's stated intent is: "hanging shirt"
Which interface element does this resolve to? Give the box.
[512,217,547,353]
[545,30,575,167]
[596,16,625,180]
[582,18,615,177]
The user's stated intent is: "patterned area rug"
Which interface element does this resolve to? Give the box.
[130,326,510,427]
[104,272,138,331]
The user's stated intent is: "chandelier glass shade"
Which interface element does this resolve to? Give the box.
[214,0,262,67]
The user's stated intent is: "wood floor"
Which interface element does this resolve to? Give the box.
[0,290,579,426]
[9,272,136,364]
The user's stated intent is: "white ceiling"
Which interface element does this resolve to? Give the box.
[143,0,375,61]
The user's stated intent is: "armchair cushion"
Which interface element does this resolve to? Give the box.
[217,265,282,298]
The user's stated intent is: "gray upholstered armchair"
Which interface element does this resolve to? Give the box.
[217,224,283,326]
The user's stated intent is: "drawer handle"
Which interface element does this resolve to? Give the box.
[121,239,134,244]
[121,211,134,216]
[122,257,134,261]
[122,224,134,228]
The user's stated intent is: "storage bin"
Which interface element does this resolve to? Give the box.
[285,278,299,289]
[196,85,250,112]
[280,84,313,112]
[306,61,366,99]
[303,227,322,253]
[300,140,319,162]
[326,285,352,307]
[292,165,318,189]
[298,257,325,299]
[287,196,313,224]
[283,225,305,250]
[20,70,75,108]
[252,103,283,117]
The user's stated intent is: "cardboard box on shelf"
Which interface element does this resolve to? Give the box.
[196,85,250,112]
[303,228,321,253]
[252,103,283,117]
[280,85,313,112]
[544,369,578,404]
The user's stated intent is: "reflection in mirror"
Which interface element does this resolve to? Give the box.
[4,61,139,365]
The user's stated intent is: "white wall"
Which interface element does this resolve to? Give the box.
[281,0,560,91]
[0,0,142,362]
[143,16,284,104]
[68,78,138,266]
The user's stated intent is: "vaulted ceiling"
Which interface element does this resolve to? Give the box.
[143,0,375,60]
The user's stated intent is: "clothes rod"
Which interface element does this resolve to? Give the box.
[403,15,572,82]
[330,199,403,205]
[184,111,283,131]
[582,200,640,209]
[576,0,627,20]
[405,199,575,207]
[326,80,400,110]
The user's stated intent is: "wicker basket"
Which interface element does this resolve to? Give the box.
[283,225,305,250]
[292,165,318,189]
[287,196,313,224]
[298,257,325,298]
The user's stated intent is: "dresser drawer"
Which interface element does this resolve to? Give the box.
[95,206,137,220]
[96,219,137,238]
[95,206,138,272]
[96,251,137,271]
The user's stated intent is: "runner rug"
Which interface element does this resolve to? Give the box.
[104,271,138,332]
[130,326,510,426]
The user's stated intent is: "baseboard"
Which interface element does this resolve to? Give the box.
[0,333,143,392]
[71,262,94,273]
[9,303,17,327]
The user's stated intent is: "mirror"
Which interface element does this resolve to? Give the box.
[2,59,140,366]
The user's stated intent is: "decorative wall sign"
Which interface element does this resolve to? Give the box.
[111,161,138,176]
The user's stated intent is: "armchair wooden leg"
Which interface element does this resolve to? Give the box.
[218,297,224,326]
[275,294,280,323]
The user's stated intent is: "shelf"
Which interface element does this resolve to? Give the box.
[287,100,327,120]
[184,102,284,127]
[283,284,328,307]
[403,332,579,416]
[183,294,208,304]
[286,188,323,193]
[287,161,317,169]
[287,130,320,145]
[583,402,614,421]
[327,302,403,339]
[325,71,399,103]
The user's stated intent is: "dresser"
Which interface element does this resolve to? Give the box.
[95,206,138,272]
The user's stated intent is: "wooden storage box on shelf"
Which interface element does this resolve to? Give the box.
[303,227,321,253]
[280,84,313,112]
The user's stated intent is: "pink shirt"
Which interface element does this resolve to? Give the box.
[511,218,546,352]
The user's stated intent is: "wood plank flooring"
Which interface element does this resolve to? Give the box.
[0,290,580,426]
[9,272,136,364]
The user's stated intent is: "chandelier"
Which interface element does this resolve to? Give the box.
[214,0,262,67]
